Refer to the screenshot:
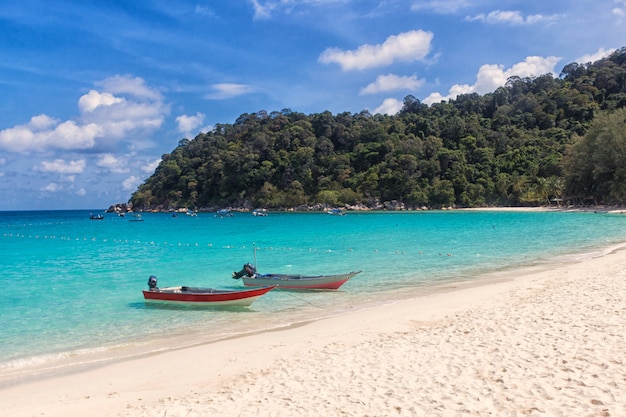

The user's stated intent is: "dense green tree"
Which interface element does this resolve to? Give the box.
[128,48,626,211]
[563,108,626,203]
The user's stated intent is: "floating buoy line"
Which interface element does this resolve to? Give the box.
[0,232,463,258]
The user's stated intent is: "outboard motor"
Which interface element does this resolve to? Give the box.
[232,263,257,279]
[147,275,158,290]
[244,263,256,276]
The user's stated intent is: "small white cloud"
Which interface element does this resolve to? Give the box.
[360,74,425,95]
[613,0,626,17]
[248,0,339,20]
[96,75,163,101]
[41,183,60,192]
[78,90,124,113]
[141,158,161,174]
[49,121,102,150]
[195,5,216,17]
[199,124,213,134]
[38,159,86,174]
[29,114,58,130]
[122,175,142,191]
[250,0,273,20]
[319,30,433,71]
[410,0,468,14]
[176,112,206,136]
[423,55,561,105]
[97,153,130,173]
[205,83,255,99]
[372,98,404,115]
[76,188,86,196]
[466,10,558,25]
[576,47,616,64]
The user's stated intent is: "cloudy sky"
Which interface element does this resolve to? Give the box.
[0,1,624,210]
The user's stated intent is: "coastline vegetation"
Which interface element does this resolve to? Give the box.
[129,48,626,212]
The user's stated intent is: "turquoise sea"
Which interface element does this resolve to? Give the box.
[1,209,626,384]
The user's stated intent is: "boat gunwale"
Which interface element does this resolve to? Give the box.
[240,271,361,290]
[142,285,276,305]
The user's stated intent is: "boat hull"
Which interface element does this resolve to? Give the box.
[240,271,361,290]
[142,285,275,306]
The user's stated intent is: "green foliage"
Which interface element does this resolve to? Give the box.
[563,107,626,203]
[130,48,626,210]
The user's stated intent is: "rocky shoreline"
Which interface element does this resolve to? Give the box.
[107,200,626,214]
[106,199,436,214]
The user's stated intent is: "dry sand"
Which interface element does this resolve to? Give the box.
[2,245,626,416]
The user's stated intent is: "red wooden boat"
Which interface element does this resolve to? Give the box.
[143,276,275,307]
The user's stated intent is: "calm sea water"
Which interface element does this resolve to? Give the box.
[1,209,625,382]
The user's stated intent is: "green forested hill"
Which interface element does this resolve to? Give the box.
[130,48,626,211]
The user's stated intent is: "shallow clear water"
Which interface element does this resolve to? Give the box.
[1,209,625,380]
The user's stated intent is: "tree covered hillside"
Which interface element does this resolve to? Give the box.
[130,48,626,211]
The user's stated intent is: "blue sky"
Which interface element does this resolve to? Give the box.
[0,0,624,211]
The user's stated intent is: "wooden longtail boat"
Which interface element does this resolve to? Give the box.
[233,264,361,290]
[142,276,275,306]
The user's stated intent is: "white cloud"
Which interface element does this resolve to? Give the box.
[0,75,168,153]
[319,30,433,71]
[205,83,255,99]
[613,0,626,17]
[49,121,102,150]
[372,98,403,115]
[410,0,468,14]
[141,158,161,174]
[360,74,425,95]
[38,159,86,174]
[79,76,168,143]
[41,183,60,192]
[199,124,213,134]
[122,175,142,191]
[576,47,616,64]
[176,112,206,136]
[250,0,273,20]
[423,55,561,105]
[29,114,57,130]
[76,188,87,196]
[195,5,216,17]
[97,153,130,173]
[96,75,163,101]
[249,0,339,20]
[466,10,558,25]
[0,115,98,153]
[78,90,124,113]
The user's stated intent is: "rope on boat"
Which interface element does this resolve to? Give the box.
[282,291,326,309]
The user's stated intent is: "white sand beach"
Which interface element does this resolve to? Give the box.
[2,245,626,416]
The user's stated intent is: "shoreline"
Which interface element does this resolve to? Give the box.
[1,236,617,388]
[2,239,625,416]
[105,203,626,214]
